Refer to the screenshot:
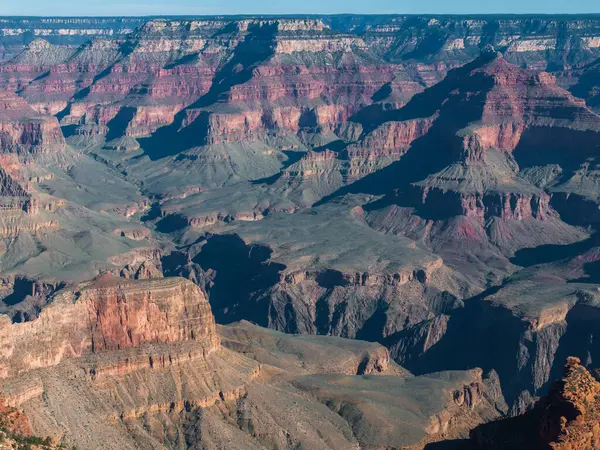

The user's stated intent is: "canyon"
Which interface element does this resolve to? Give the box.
[0,275,505,449]
[1,13,600,449]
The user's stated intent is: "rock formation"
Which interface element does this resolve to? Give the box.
[0,277,503,449]
[0,91,65,154]
[3,14,600,449]
[0,276,219,378]
[470,357,600,449]
[0,398,59,449]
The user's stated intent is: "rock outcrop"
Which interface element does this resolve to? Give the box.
[0,398,58,449]
[0,276,219,378]
[470,357,600,449]
[0,91,65,154]
[543,357,600,450]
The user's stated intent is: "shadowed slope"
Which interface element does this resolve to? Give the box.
[139,22,278,160]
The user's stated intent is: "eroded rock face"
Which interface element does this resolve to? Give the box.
[0,18,416,158]
[470,357,600,449]
[0,397,59,450]
[0,91,65,154]
[0,276,219,378]
[5,15,600,67]
[543,357,600,450]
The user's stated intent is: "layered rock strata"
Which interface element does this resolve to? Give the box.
[0,276,502,450]
[0,275,219,378]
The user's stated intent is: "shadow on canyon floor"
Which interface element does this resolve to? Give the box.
[193,234,285,324]
[510,232,600,267]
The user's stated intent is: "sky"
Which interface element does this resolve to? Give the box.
[0,0,599,16]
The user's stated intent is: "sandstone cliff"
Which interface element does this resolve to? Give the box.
[0,91,65,154]
[0,276,219,378]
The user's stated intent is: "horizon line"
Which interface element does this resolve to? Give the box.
[2,12,600,18]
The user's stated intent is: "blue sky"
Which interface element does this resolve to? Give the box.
[0,0,599,16]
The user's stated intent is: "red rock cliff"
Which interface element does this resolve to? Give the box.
[0,276,219,379]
